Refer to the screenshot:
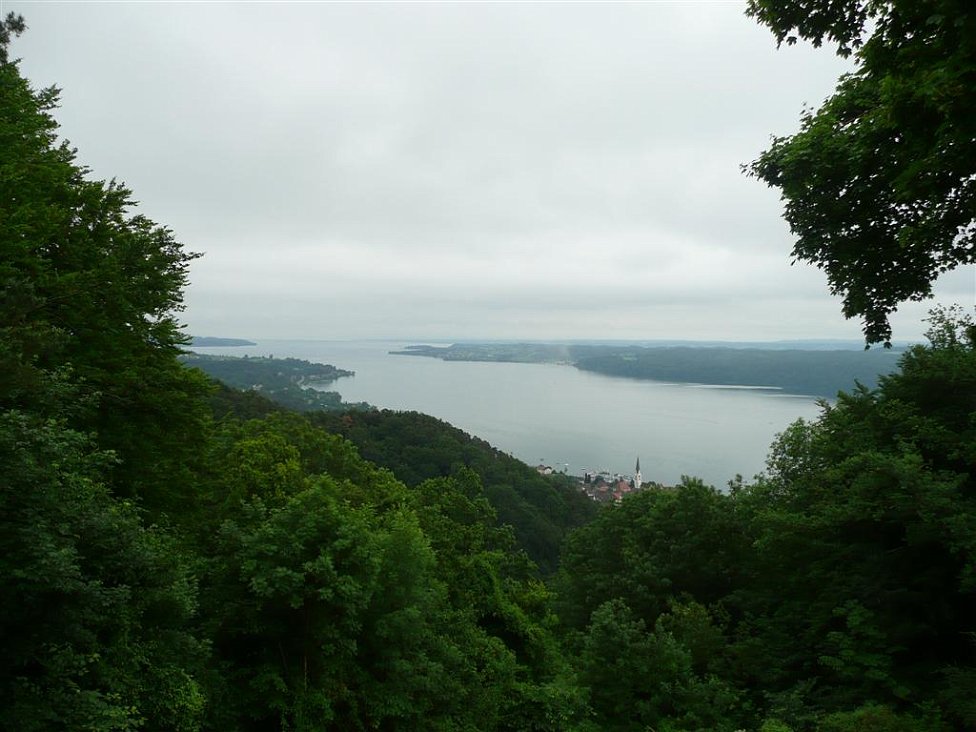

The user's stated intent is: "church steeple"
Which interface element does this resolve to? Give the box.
[635,457,642,490]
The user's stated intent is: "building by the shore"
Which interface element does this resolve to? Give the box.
[580,457,647,503]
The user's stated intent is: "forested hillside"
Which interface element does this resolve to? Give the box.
[572,346,902,397]
[395,343,904,397]
[183,360,595,574]
[3,7,975,732]
[312,409,597,575]
[181,352,369,412]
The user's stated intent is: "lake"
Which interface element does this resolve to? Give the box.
[191,339,825,488]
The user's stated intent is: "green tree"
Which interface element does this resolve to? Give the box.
[2,16,207,728]
[409,470,591,731]
[199,461,540,729]
[194,417,513,730]
[577,599,740,732]
[734,309,976,724]
[0,12,210,512]
[746,0,976,344]
[555,479,751,632]
[0,402,205,731]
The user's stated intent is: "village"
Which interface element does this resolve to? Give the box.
[537,458,656,503]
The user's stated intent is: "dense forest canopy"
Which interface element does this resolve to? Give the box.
[3,6,975,731]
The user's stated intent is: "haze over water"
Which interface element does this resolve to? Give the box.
[193,340,824,488]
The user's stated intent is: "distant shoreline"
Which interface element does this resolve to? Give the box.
[391,342,905,398]
[190,336,256,347]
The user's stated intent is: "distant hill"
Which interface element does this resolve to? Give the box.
[573,346,903,397]
[190,336,256,346]
[394,342,906,397]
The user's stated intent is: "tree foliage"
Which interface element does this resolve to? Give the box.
[0,389,205,731]
[747,0,976,344]
[193,414,591,731]
[0,11,211,512]
[313,409,597,574]
[743,307,976,720]
[556,309,976,729]
[2,15,207,728]
[555,479,750,632]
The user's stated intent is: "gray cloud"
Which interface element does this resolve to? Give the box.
[12,2,970,342]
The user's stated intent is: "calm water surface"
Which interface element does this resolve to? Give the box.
[193,340,824,488]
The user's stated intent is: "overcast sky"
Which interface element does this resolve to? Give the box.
[11,1,974,342]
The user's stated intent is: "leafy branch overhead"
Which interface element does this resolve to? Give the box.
[746,0,976,345]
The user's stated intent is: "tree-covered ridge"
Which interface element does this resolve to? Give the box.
[572,346,902,397]
[181,352,369,412]
[395,342,904,396]
[313,409,597,575]
[190,412,588,731]
[182,352,353,387]
[198,379,596,576]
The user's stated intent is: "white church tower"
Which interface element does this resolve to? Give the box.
[634,457,642,490]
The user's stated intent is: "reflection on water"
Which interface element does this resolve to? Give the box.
[191,339,824,487]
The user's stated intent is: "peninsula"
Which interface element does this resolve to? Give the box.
[392,342,905,397]
[181,353,368,412]
[190,336,256,346]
